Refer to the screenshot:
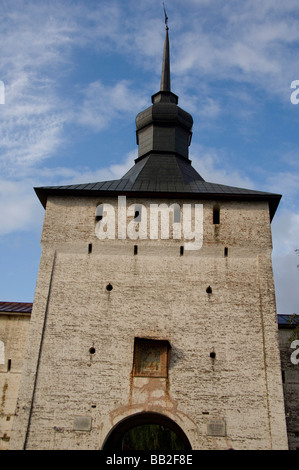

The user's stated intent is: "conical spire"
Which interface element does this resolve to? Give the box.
[160,27,171,92]
[135,11,193,161]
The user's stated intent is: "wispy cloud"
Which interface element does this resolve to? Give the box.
[0,1,298,311]
[190,144,256,189]
[172,0,299,98]
[75,80,147,132]
[1,0,298,178]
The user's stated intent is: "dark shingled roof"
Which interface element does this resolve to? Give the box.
[0,301,32,314]
[277,314,299,328]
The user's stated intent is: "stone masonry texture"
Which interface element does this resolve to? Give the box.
[9,196,288,449]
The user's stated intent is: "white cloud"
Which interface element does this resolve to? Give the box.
[75,80,147,132]
[0,150,136,237]
[45,150,137,186]
[0,1,298,313]
[172,0,299,98]
[0,178,43,236]
[190,145,255,189]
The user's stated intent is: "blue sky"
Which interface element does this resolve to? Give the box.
[0,0,298,313]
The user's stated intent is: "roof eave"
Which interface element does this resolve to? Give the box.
[34,186,281,221]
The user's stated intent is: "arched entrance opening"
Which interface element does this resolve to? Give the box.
[102,412,192,451]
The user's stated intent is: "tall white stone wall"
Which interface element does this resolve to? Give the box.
[10,196,288,449]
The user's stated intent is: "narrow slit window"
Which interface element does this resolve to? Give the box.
[180,246,184,256]
[134,245,138,255]
[213,206,220,224]
[224,247,228,257]
[134,205,142,222]
[88,243,92,254]
[174,205,181,223]
[95,204,103,221]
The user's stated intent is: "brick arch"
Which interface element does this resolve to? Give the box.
[102,411,192,450]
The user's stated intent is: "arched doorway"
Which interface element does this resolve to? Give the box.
[102,412,192,450]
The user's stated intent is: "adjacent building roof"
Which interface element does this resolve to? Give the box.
[277,314,299,328]
[0,301,32,314]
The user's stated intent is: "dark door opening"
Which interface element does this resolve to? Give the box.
[102,412,192,451]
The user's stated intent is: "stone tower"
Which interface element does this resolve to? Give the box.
[10,23,288,450]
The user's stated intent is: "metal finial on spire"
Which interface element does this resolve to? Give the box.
[163,3,169,30]
[160,4,170,91]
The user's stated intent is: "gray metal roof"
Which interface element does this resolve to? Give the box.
[34,26,281,221]
[34,152,281,220]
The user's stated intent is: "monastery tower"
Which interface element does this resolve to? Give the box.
[10,22,288,450]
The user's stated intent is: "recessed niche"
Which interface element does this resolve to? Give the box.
[134,205,142,222]
[213,205,220,224]
[95,204,103,221]
[132,338,171,378]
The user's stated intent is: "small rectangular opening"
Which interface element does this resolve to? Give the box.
[224,247,228,257]
[88,243,92,254]
[134,245,138,255]
[180,246,184,256]
[213,206,220,224]
[134,205,142,222]
[174,206,181,223]
[7,359,11,372]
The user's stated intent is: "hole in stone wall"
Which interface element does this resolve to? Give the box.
[180,246,184,256]
[106,283,113,291]
[134,205,142,222]
[213,206,220,224]
[89,347,96,355]
[210,351,216,359]
[224,247,228,257]
[95,204,103,221]
[88,243,92,254]
[134,245,138,255]
[206,286,212,294]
